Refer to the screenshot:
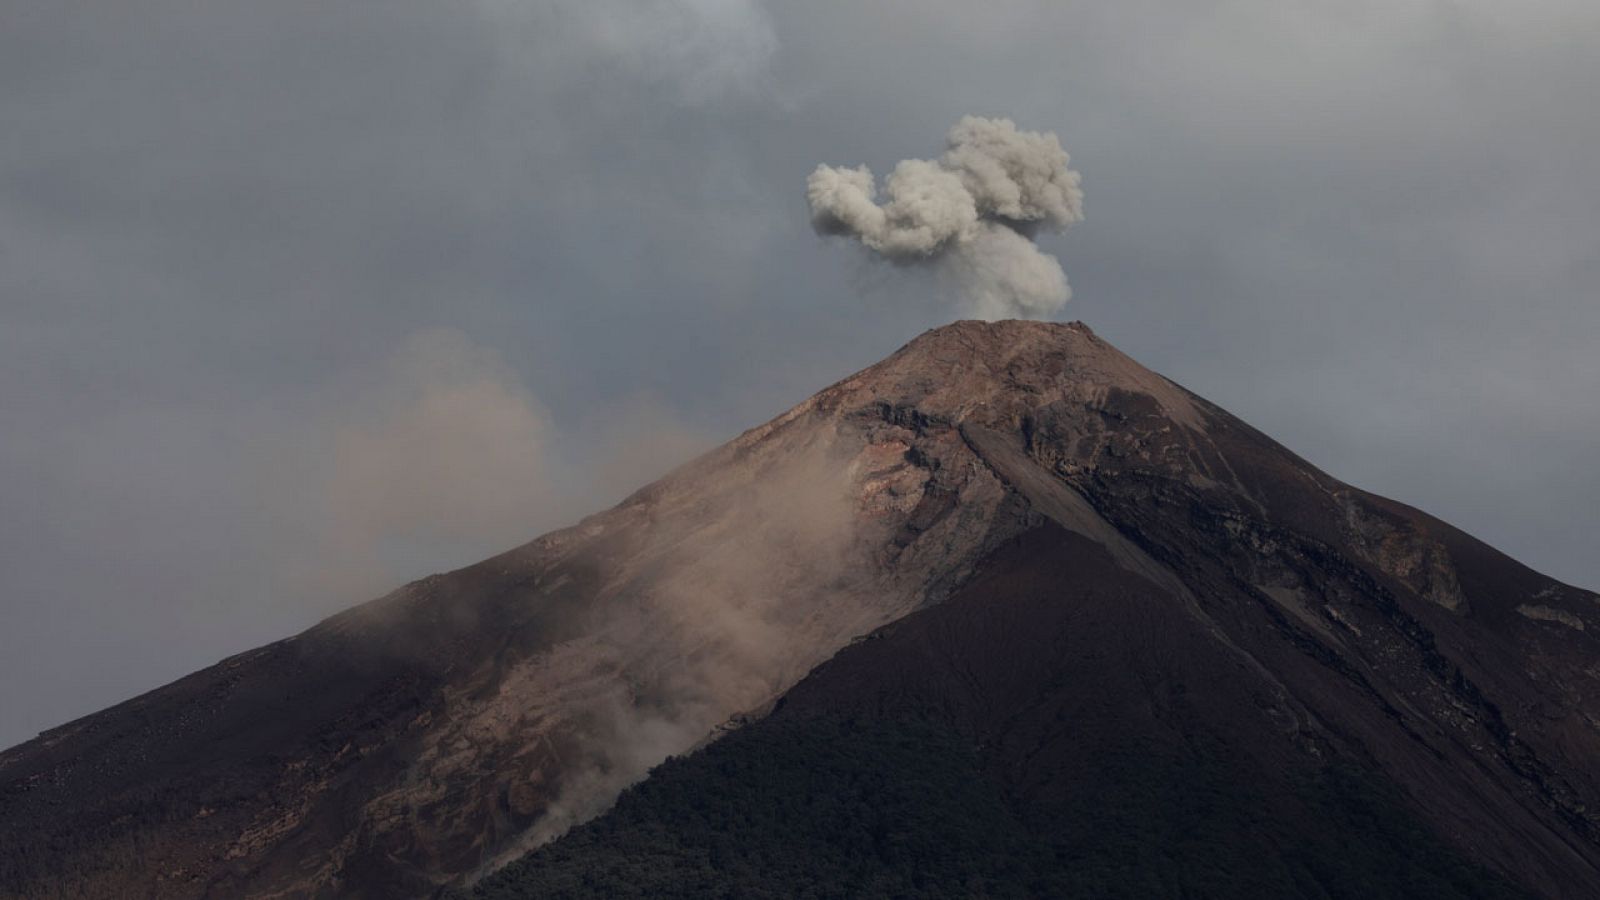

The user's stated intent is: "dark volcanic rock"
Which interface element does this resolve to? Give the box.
[471,525,1539,899]
[4,321,1599,898]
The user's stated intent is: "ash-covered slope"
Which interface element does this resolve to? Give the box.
[472,525,1538,900]
[5,321,1600,898]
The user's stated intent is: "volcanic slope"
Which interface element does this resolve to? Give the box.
[474,524,1540,900]
[477,321,1600,899]
[4,321,1600,899]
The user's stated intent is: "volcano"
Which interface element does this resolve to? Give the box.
[3,321,1598,899]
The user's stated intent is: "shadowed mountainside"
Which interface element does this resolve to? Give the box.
[4,321,1599,898]
[472,525,1538,899]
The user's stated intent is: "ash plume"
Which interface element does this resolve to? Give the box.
[806,116,1084,320]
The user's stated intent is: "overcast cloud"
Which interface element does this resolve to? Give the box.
[2,0,1596,749]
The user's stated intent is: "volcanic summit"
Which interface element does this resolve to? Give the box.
[3,321,1598,899]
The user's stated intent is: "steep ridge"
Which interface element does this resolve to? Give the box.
[4,321,1599,898]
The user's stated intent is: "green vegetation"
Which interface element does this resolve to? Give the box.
[469,714,1531,899]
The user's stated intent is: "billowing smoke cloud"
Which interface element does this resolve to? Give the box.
[278,331,715,606]
[807,116,1084,320]
[317,329,560,597]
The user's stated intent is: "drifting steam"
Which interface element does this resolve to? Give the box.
[807,116,1084,320]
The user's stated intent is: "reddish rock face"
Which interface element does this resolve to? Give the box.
[3,320,1598,898]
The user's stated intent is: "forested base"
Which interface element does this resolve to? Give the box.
[467,714,1531,900]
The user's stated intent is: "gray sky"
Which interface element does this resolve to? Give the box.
[2,0,1596,750]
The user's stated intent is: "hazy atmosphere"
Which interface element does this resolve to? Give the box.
[3,0,1597,753]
